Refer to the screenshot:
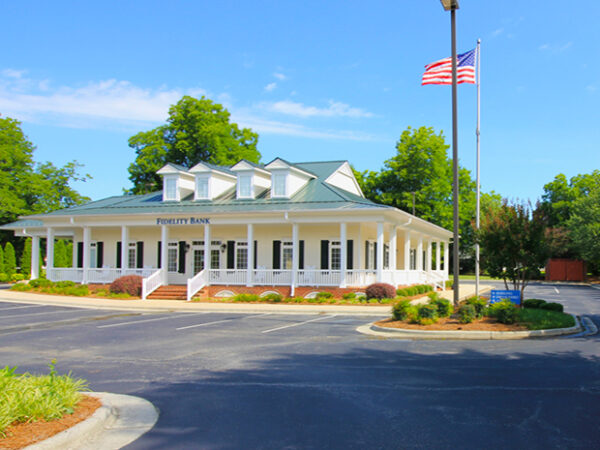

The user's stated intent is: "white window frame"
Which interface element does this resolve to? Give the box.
[89,241,97,269]
[127,242,137,269]
[330,240,342,271]
[195,176,210,200]
[410,249,417,271]
[235,241,248,270]
[366,241,375,270]
[383,243,390,270]
[192,241,205,275]
[167,242,179,273]
[164,177,178,201]
[281,241,293,270]
[272,173,287,198]
[237,174,253,199]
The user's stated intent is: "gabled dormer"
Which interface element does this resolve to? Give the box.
[157,163,195,202]
[324,161,365,197]
[230,160,271,199]
[264,158,315,199]
[189,162,236,201]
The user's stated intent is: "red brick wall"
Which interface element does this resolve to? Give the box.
[202,285,366,299]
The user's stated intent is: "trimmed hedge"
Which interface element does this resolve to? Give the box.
[523,299,547,309]
[458,304,476,323]
[541,302,564,313]
[488,300,518,324]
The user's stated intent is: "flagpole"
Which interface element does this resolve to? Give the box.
[475,38,481,298]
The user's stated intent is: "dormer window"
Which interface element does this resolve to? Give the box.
[238,174,252,198]
[272,173,287,197]
[196,177,209,199]
[165,178,177,201]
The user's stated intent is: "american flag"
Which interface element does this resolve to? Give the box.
[422,48,477,85]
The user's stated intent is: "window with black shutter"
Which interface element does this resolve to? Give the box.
[137,242,144,268]
[320,240,329,270]
[272,240,281,269]
[116,241,122,268]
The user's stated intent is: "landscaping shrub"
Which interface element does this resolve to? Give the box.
[10,283,32,292]
[489,300,518,324]
[291,297,305,303]
[232,293,259,302]
[445,280,453,289]
[396,288,409,297]
[316,291,333,299]
[416,303,438,324]
[523,299,547,309]
[63,285,89,297]
[466,296,488,318]
[366,283,396,300]
[11,273,25,282]
[0,273,8,283]
[430,297,453,318]
[54,280,76,288]
[29,278,53,288]
[262,293,282,302]
[457,304,476,323]
[541,302,564,313]
[109,275,143,297]
[392,299,416,321]
[342,292,356,300]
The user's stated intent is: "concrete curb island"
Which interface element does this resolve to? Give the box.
[25,392,158,450]
[357,314,584,340]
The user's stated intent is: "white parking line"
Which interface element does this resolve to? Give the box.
[262,315,337,334]
[97,313,206,329]
[0,305,45,312]
[176,319,233,330]
[0,309,85,320]
[554,287,560,294]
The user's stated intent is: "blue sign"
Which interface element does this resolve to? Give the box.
[490,290,521,305]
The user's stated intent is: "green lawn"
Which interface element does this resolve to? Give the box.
[517,308,575,330]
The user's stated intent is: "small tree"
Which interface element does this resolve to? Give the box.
[20,238,32,275]
[4,242,16,278]
[478,201,549,302]
[0,245,4,274]
[54,239,68,268]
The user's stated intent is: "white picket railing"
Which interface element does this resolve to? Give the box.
[345,270,378,287]
[208,269,247,285]
[252,269,292,286]
[85,268,156,284]
[46,268,84,283]
[297,270,341,286]
[142,269,163,300]
[187,269,207,301]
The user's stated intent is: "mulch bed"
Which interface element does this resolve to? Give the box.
[375,316,528,332]
[0,394,101,450]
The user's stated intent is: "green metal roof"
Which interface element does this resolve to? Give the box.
[28,160,390,218]
[0,219,44,229]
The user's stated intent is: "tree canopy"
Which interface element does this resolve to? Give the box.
[127,96,260,194]
[354,126,501,272]
[567,185,600,271]
[0,116,89,227]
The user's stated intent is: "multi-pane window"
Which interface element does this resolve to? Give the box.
[383,244,390,270]
[128,242,136,269]
[211,249,220,269]
[165,178,177,200]
[282,242,293,269]
[330,241,341,270]
[89,242,97,268]
[272,173,286,197]
[196,177,209,199]
[236,242,248,269]
[410,249,417,270]
[167,243,178,272]
[238,175,252,198]
[367,241,375,270]
[193,249,204,274]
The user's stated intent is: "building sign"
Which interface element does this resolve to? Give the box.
[490,289,521,305]
[156,217,210,225]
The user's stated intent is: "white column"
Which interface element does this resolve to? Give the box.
[121,226,129,270]
[31,236,40,280]
[436,241,441,271]
[46,228,55,275]
[417,236,423,271]
[291,223,299,294]
[204,224,210,286]
[444,241,450,278]
[82,227,90,284]
[340,222,347,288]
[357,225,362,270]
[247,223,254,287]
[426,240,432,272]
[161,225,169,284]
[404,231,411,270]
[376,222,384,282]
[390,226,397,271]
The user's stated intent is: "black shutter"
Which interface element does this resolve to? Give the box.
[157,241,162,268]
[116,241,122,268]
[299,240,305,270]
[227,241,235,269]
[272,240,281,269]
[374,244,378,270]
[254,240,258,269]
[347,240,353,270]
[178,241,186,273]
[96,242,104,268]
[77,242,83,268]
[320,240,329,270]
[136,242,144,269]
[365,241,369,270]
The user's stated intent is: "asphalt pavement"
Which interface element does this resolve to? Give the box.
[0,283,598,449]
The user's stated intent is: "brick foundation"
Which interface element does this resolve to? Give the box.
[201,285,367,299]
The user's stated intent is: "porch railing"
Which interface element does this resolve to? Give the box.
[187,269,207,301]
[297,270,341,286]
[253,269,292,286]
[345,270,377,287]
[208,269,247,285]
[86,268,156,284]
[142,269,163,300]
[46,268,84,283]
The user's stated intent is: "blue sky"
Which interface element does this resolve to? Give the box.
[1,1,599,202]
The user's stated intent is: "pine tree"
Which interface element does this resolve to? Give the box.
[0,244,4,274]
[4,242,16,278]
[20,238,32,276]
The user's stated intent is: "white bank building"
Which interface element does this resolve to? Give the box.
[3,158,451,299]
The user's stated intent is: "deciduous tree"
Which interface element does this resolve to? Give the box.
[4,242,16,278]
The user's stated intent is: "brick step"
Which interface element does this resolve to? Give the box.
[147,285,188,300]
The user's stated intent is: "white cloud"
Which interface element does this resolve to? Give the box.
[491,27,504,37]
[264,82,277,92]
[539,41,573,53]
[265,100,374,118]
[273,72,286,81]
[2,68,26,79]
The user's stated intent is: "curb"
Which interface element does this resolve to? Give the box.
[357,314,583,340]
[25,392,158,450]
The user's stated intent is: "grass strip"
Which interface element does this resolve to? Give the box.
[517,308,575,330]
[0,361,88,436]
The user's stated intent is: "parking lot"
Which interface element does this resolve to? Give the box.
[1,283,599,449]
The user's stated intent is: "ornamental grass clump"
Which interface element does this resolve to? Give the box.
[232,293,259,302]
[0,361,88,436]
[488,300,518,324]
[415,303,438,325]
[391,299,416,321]
[366,283,396,300]
[109,275,142,297]
[262,293,282,302]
